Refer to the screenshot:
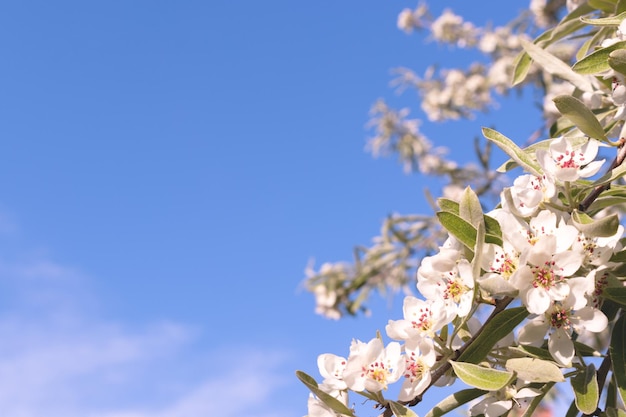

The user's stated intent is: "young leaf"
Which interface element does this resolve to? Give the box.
[505,358,565,383]
[437,212,477,251]
[610,314,626,405]
[573,40,626,74]
[295,371,356,417]
[459,186,484,230]
[571,210,620,237]
[388,401,419,417]
[571,364,599,415]
[552,95,608,141]
[482,127,541,175]
[457,306,529,364]
[424,389,486,417]
[521,38,594,92]
[450,361,514,391]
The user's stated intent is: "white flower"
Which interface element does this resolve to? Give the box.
[317,353,347,390]
[343,338,405,392]
[511,234,582,314]
[398,338,436,401]
[537,137,605,182]
[386,296,451,341]
[418,258,475,317]
[502,174,556,217]
[518,295,608,366]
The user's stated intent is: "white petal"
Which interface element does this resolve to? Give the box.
[518,317,550,346]
[548,328,574,366]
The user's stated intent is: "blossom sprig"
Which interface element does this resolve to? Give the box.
[300,2,626,417]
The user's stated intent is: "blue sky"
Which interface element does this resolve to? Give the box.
[0,1,536,416]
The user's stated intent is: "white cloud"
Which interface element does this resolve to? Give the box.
[0,252,294,417]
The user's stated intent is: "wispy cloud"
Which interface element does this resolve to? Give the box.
[0,245,294,417]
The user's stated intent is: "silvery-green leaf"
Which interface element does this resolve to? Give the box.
[424,389,486,417]
[573,40,626,74]
[571,364,599,414]
[505,358,564,383]
[552,95,608,141]
[521,38,594,92]
[450,361,514,391]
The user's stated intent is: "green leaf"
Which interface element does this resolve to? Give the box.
[571,210,620,237]
[589,0,621,12]
[295,371,356,417]
[609,49,626,76]
[505,358,565,383]
[437,212,477,251]
[458,306,529,364]
[552,95,608,140]
[459,187,484,229]
[424,389,487,417]
[482,127,541,175]
[602,287,626,308]
[450,361,514,391]
[581,10,626,25]
[388,401,418,417]
[436,199,502,242]
[606,407,626,417]
[521,38,594,92]
[610,314,626,405]
[509,345,555,361]
[573,40,626,75]
[571,364,599,414]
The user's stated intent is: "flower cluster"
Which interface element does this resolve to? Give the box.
[304,135,624,417]
[300,3,626,417]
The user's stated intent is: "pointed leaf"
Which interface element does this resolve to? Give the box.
[571,364,599,414]
[521,38,594,92]
[571,210,620,237]
[459,187,484,229]
[505,358,565,383]
[437,212,476,251]
[458,306,529,364]
[482,127,541,175]
[388,401,419,417]
[424,389,486,417]
[450,361,514,391]
[295,371,356,417]
[609,49,626,76]
[610,314,626,405]
[552,95,608,140]
[573,40,626,74]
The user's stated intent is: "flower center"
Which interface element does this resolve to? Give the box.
[531,261,561,289]
[554,149,584,169]
[550,305,571,329]
[444,277,468,302]
[363,362,390,387]
[404,353,426,383]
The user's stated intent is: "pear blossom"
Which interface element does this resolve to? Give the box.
[386,296,451,341]
[417,258,475,317]
[510,234,583,314]
[536,137,605,182]
[343,338,405,392]
[518,293,608,366]
[573,224,624,267]
[398,338,437,401]
[479,241,520,297]
[317,353,347,390]
[501,174,556,217]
